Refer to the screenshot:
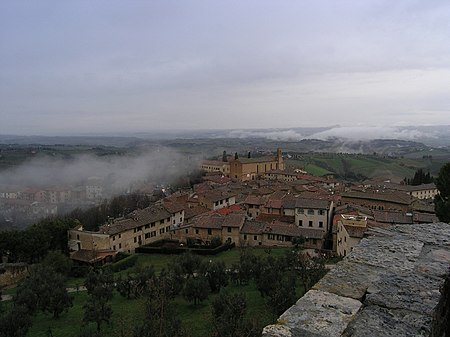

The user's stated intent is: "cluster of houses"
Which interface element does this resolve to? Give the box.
[68,149,440,264]
[0,177,105,226]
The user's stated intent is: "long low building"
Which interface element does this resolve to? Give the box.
[68,201,185,254]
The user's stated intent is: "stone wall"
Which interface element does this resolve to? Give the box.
[263,223,450,337]
[0,263,29,287]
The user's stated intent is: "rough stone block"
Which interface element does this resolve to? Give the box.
[366,271,442,315]
[343,305,432,337]
[313,261,380,300]
[265,290,362,337]
[346,236,423,272]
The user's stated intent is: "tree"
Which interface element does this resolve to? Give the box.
[83,270,114,331]
[203,260,228,293]
[182,276,210,306]
[267,272,297,318]
[15,265,72,319]
[435,162,450,223]
[133,272,187,337]
[210,291,260,337]
[0,305,32,337]
[42,250,73,276]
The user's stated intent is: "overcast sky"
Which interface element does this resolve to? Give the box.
[1,1,449,135]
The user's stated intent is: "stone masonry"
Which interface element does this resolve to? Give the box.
[262,223,450,337]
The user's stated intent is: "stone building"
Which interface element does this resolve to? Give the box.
[229,148,284,181]
[68,202,185,254]
[406,183,439,200]
[341,191,413,212]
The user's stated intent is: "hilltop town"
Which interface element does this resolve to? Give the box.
[67,148,440,263]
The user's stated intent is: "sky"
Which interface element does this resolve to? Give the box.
[1,0,450,135]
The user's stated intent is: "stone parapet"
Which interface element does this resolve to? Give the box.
[263,223,450,337]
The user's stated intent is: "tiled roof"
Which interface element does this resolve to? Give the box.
[199,190,236,202]
[264,222,325,239]
[240,220,265,234]
[406,183,437,191]
[295,198,330,209]
[70,249,116,263]
[99,205,171,235]
[341,191,413,205]
[215,204,243,215]
[184,206,209,220]
[232,156,277,164]
[372,210,413,224]
[222,213,246,228]
[243,194,268,205]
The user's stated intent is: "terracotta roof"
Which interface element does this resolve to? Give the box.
[342,191,413,205]
[162,200,185,214]
[232,156,278,164]
[215,204,243,215]
[222,213,246,228]
[263,199,283,209]
[70,249,117,264]
[184,206,209,220]
[264,222,325,239]
[406,183,437,192]
[240,220,265,234]
[295,198,330,209]
[192,214,224,229]
[372,210,413,224]
[256,214,295,224]
[99,205,171,235]
[199,190,236,203]
[243,194,267,205]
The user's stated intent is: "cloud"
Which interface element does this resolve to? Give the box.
[0,148,199,193]
[227,129,305,141]
[227,126,434,142]
[309,126,430,141]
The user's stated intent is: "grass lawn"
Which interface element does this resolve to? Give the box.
[24,247,296,337]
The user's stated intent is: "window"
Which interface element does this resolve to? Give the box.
[319,221,323,228]
[195,229,199,234]
[173,220,175,224]
[185,229,188,234]
[145,224,149,229]
[254,235,257,241]
[160,228,165,234]
[179,217,183,222]
[119,234,121,238]
[208,228,212,235]
[119,243,121,249]
[145,233,150,239]
[151,231,156,237]
[244,234,247,240]
[113,245,116,250]
[134,237,137,243]
[160,220,164,225]
[309,221,313,227]
[299,220,303,226]
[318,209,325,215]
[227,227,232,233]
[297,208,304,214]
[313,239,317,244]
[166,226,170,232]
[112,236,115,241]
[151,222,155,227]
[307,209,315,215]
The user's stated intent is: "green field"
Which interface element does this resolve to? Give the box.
[14,248,297,337]
[286,153,449,181]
